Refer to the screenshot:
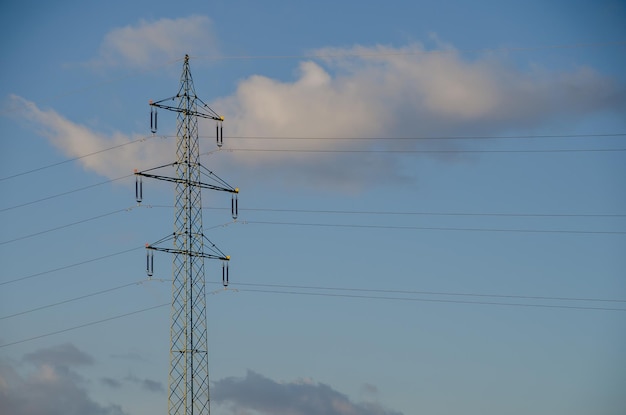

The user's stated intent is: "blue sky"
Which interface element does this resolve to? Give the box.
[1,1,625,414]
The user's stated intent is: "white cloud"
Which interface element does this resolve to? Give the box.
[90,15,216,68]
[9,94,172,179]
[11,42,626,191]
[219,43,623,139]
[211,43,625,190]
[212,370,403,415]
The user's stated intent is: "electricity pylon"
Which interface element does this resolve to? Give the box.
[134,54,238,415]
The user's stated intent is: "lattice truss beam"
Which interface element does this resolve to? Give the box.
[134,54,238,415]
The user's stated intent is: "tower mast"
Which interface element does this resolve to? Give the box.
[135,54,238,415]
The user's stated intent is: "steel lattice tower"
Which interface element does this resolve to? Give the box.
[135,54,238,415]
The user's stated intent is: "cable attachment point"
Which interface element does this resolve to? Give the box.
[150,105,158,134]
[216,120,223,147]
[231,193,238,220]
[135,170,143,204]
[146,245,154,277]
[222,260,229,287]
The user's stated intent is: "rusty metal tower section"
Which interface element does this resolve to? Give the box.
[135,54,238,415]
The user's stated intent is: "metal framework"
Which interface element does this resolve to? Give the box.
[135,54,238,415]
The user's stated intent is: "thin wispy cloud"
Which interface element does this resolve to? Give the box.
[109,351,147,362]
[124,373,165,393]
[88,15,217,69]
[9,94,172,179]
[101,377,123,389]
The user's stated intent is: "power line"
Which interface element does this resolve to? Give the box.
[0,221,233,287]
[190,40,626,61]
[0,246,142,286]
[0,205,138,246]
[148,207,626,231]
[217,133,626,141]
[244,220,626,235]
[0,174,132,213]
[0,302,168,348]
[229,281,626,304]
[0,136,158,182]
[0,59,181,117]
[3,275,624,348]
[0,281,144,320]
[0,278,170,321]
[223,147,626,154]
[2,133,623,192]
[2,40,621,119]
[3,277,624,324]
[237,288,626,312]
[0,207,620,288]
[0,144,619,218]
[183,205,626,218]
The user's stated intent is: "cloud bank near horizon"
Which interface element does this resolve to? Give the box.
[0,345,397,415]
[212,370,403,415]
[0,343,128,415]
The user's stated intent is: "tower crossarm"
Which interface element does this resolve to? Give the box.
[150,98,224,122]
[146,233,231,263]
[136,170,238,193]
[147,245,229,261]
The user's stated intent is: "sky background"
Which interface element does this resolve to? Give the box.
[1,1,625,414]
